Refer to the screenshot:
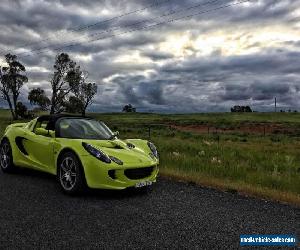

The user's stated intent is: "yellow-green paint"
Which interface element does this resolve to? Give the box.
[1,118,159,189]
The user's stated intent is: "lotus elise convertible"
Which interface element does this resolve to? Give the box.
[0,115,159,194]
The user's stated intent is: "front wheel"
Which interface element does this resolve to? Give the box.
[58,152,86,195]
[0,139,15,173]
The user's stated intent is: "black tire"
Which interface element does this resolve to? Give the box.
[58,151,86,195]
[0,139,15,173]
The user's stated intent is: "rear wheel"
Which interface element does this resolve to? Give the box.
[58,152,86,195]
[0,139,15,173]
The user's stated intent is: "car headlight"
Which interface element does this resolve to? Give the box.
[147,141,158,159]
[109,156,123,165]
[82,142,111,164]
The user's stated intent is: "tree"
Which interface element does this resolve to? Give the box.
[244,106,252,112]
[28,88,51,111]
[65,71,97,116]
[15,102,34,119]
[122,104,136,112]
[0,54,28,119]
[0,68,14,118]
[64,96,84,114]
[29,54,96,116]
[15,102,27,118]
[77,82,97,116]
[49,53,81,114]
[231,105,252,112]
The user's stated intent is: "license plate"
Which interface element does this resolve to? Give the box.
[135,181,152,188]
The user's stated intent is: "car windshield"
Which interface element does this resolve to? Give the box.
[57,118,114,140]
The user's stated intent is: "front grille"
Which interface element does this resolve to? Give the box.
[124,167,154,180]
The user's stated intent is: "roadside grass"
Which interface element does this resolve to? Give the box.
[0,109,299,205]
[156,134,300,193]
[160,169,300,207]
[106,119,300,206]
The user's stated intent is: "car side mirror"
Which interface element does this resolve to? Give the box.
[113,131,119,137]
[35,128,55,138]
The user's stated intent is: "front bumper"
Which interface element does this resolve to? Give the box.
[80,156,159,189]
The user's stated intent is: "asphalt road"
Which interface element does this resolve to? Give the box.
[0,169,298,249]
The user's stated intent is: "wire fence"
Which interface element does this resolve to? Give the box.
[105,122,300,140]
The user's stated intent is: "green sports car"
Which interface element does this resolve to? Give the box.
[0,114,159,194]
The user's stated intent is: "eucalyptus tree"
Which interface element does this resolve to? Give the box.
[0,54,28,119]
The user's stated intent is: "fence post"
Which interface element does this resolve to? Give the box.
[208,126,210,134]
[263,126,266,137]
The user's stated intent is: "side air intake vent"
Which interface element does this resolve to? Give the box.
[15,137,28,155]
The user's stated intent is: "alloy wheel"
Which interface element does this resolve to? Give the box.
[59,157,77,191]
[0,142,11,170]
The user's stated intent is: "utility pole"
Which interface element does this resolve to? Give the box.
[275,97,277,113]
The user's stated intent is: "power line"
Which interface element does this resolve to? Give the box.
[0,0,172,55]
[17,0,225,57]
[20,0,251,58]
[22,0,250,58]
[88,0,223,38]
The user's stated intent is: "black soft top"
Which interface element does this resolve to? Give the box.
[37,114,92,131]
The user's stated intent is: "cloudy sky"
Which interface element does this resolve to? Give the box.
[0,0,299,112]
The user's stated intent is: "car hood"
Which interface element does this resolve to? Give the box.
[82,139,154,164]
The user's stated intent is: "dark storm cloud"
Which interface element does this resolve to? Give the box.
[111,75,166,106]
[141,50,174,60]
[0,0,299,112]
[156,46,300,111]
[216,81,293,103]
[217,83,251,101]
[161,50,300,76]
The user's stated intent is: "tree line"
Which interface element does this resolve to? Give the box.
[230,105,252,112]
[0,53,97,119]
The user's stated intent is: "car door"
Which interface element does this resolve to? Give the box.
[22,120,55,172]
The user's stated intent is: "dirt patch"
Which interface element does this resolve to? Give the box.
[171,123,298,135]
